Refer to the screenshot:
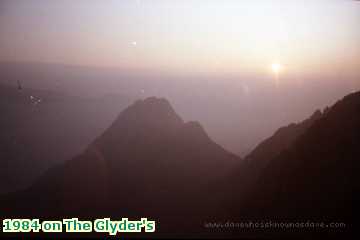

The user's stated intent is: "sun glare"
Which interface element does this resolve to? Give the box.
[271,63,282,74]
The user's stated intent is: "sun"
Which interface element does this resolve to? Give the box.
[271,63,282,74]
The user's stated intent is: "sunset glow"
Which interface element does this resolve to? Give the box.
[0,0,359,79]
[271,63,283,74]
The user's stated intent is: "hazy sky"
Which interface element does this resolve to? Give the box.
[0,0,359,154]
[1,0,359,78]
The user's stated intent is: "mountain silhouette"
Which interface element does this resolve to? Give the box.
[218,108,325,216]
[1,97,240,235]
[245,109,323,174]
[238,91,359,223]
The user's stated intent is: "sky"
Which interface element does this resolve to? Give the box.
[0,0,359,154]
[1,0,359,79]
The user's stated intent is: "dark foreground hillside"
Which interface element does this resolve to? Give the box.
[225,91,359,238]
[244,91,359,220]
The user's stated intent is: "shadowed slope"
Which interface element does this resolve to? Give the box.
[246,109,324,173]
[241,91,360,221]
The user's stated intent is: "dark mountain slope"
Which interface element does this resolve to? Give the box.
[245,109,323,172]
[217,108,325,215]
[241,91,360,221]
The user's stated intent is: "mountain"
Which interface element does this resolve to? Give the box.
[1,97,240,235]
[0,83,130,194]
[245,109,324,173]
[239,91,360,223]
[217,108,325,215]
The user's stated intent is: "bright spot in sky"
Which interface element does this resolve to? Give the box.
[132,41,137,46]
[270,62,284,86]
[271,63,283,74]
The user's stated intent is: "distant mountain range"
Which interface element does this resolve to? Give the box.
[1,90,358,238]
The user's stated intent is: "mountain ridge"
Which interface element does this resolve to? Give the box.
[245,108,324,172]
[237,90,360,221]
